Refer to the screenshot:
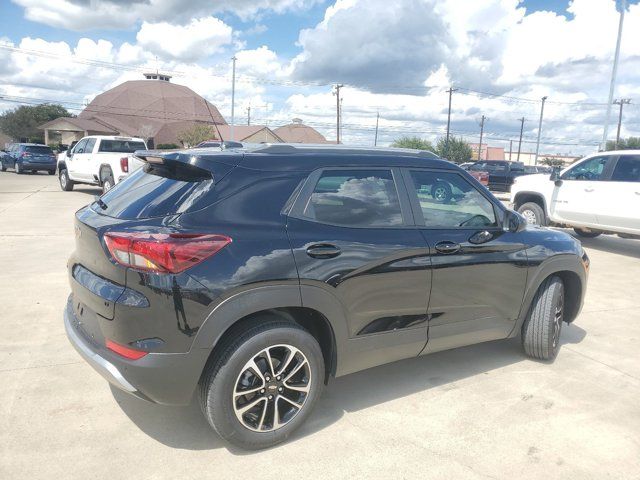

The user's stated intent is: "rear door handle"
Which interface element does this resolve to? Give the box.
[584,187,594,192]
[435,241,460,254]
[306,244,341,259]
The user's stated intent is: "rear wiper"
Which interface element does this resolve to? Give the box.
[94,196,108,210]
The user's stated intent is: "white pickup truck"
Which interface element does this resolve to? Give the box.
[58,135,147,193]
[511,150,640,239]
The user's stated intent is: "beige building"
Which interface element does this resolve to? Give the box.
[469,143,505,161]
[274,118,331,143]
[505,151,581,166]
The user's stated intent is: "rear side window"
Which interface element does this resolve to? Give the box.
[24,146,53,155]
[93,163,214,219]
[302,169,402,227]
[98,140,146,153]
[611,155,640,182]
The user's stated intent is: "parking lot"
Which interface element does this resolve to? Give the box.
[1,171,639,479]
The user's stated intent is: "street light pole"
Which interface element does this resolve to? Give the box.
[534,96,548,165]
[445,86,457,152]
[478,115,486,161]
[374,111,379,146]
[230,55,237,141]
[601,0,626,150]
[516,117,525,162]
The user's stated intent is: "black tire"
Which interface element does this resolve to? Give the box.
[48,169,56,175]
[517,202,545,226]
[431,180,452,203]
[573,228,601,238]
[1,164,6,172]
[522,276,565,360]
[59,168,74,191]
[100,168,115,194]
[15,162,22,174]
[199,318,325,450]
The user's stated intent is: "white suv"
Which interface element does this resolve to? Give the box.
[58,136,147,193]
[511,151,640,239]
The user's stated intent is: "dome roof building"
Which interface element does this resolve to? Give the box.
[40,74,226,147]
[274,118,332,144]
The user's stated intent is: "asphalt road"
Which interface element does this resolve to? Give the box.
[1,172,639,479]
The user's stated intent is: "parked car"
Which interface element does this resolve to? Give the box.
[468,169,489,187]
[469,160,526,192]
[1,143,56,174]
[64,144,588,449]
[511,151,640,238]
[511,150,640,237]
[58,135,147,194]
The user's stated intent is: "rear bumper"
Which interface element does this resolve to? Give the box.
[21,162,56,170]
[64,295,209,405]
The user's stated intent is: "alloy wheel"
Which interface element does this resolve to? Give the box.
[552,292,564,348]
[521,209,538,225]
[60,171,67,189]
[233,344,311,433]
[433,187,447,201]
[103,179,112,193]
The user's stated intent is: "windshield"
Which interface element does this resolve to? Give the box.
[24,146,53,155]
[98,140,146,153]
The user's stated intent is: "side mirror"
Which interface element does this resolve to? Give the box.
[550,169,563,186]
[66,149,72,158]
[504,209,527,233]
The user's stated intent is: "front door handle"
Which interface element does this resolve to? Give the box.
[306,244,341,259]
[435,241,460,254]
[584,187,594,192]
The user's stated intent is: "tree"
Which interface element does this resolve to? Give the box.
[391,136,434,152]
[605,137,640,151]
[0,104,72,143]
[435,136,473,163]
[540,157,565,167]
[177,123,217,147]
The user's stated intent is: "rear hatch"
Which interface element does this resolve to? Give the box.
[23,145,55,163]
[69,151,240,321]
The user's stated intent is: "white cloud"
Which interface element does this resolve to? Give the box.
[136,17,233,62]
[13,0,321,30]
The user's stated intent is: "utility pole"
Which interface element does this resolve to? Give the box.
[601,0,626,150]
[509,140,513,161]
[246,105,251,126]
[534,96,547,165]
[445,86,457,152]
[614,98,631,148]
[516,117,525,162]
[230,55,237,141]
[374,110,380,146]
[334,84,343,144]
[477,115,486,161]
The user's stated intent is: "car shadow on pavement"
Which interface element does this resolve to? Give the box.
[112,324,586,453]
[575,235,640,260]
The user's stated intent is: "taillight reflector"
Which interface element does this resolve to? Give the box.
[120,157,129,173]
[104,232,232,273]
[106,339,148,360]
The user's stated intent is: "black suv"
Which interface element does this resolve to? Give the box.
[64,145,588,449]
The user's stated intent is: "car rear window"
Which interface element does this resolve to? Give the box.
[98,140,146,153]
[92,163,215,219]
[24,146,53,155]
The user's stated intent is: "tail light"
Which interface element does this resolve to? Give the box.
[104,232,232,273]
[120,157,129,173]
[21,152,31,158]
[106,339,148,360]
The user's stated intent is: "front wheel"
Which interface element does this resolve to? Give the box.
[573,228,601,238]
[517,202,545,226]
[59,169,74,191]
[199,319,324,450]
[522,276,565,360]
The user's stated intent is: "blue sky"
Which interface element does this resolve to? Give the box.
[1,0,639,154]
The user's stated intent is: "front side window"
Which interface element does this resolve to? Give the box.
[73,139,88,154]
[303,169,402,227]
[611,155,640,182]
[562,156,608,181]
[409,170,497,228]
[84,138,96,153]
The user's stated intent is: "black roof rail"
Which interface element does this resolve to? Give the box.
[246,143,439,158]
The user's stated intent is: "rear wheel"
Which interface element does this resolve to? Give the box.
[15,162,22,174]
[522,276,564,360]
[59,169,74,191]
[199,319,324,450]
[100,169,114,194]
[573,228,601,238]
[48,169,56,175]
[431,181,452,203]
[517,202,545,226]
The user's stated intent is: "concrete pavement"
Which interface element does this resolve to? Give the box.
[1,172,639,479]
